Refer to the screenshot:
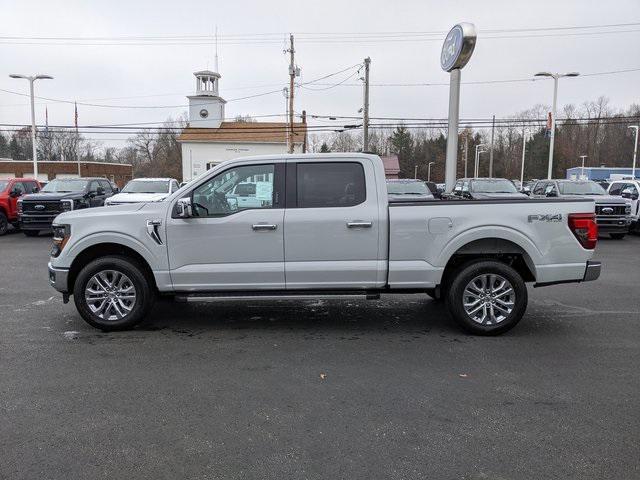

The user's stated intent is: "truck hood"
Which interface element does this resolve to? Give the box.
[21,191,86,201]
[582,194,629,204]
[54,202,146,223]
[106,192,169,204]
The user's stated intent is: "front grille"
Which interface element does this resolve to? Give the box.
[595,204,627,216]
[21,201,62,214]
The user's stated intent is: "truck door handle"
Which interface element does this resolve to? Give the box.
[252,224,277,231]
[347,221,373,228]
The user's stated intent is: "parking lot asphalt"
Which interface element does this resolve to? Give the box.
[1,230,639,480]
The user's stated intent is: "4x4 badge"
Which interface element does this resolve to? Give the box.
[528,214,562,223]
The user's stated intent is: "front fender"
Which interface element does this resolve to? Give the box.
[57,231,165,271]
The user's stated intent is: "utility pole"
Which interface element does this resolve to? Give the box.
[629,125,639,179]
[286,34,295,154]
[362,57,371,151]
[301,110,307,153]
[463,133,469,178]
[520,124,527,186]
[489,115,495,177]
[414,165,418,179]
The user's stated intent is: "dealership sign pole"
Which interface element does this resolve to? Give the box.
[441,23,477,191]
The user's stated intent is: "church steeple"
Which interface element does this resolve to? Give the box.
[187,69,226,128]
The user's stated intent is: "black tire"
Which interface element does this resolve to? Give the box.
[23,230,40,237]
[0,212,8,236]
[609,233,625,240]
[73,255,155,331]
[445,260,528,336]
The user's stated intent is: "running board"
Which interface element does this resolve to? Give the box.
[173,290,382,302]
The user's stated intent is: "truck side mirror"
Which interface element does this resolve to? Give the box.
[621,188,638,200]
[546,190,557,197]
[175,197,193,218]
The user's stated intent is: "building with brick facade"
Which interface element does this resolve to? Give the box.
[0,160,133,188]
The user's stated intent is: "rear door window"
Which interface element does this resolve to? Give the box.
[296,162,366,208]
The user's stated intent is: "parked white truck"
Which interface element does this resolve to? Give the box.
[48,153,601,335]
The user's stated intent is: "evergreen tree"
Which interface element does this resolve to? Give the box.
[319,142,330,153]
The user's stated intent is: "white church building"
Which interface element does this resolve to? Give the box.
[178,69,306,182]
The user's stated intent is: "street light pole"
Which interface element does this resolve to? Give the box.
[534,71,579,179]
[414,164,418,179]
[629,125,639,179]
[9,73,54,179]
[580,155,588,179]
[427,161,435,181]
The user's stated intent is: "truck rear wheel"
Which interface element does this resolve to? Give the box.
[445,260,527,335]
[73,255,155,331]
[0,212,8,236]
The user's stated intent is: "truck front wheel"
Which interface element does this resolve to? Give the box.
[73,255,155,331]
[446,260,527,335]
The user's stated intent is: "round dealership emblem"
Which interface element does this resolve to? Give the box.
[199,108,209,119]
[441,23,477,72]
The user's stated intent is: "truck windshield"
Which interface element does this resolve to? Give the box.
[471,179,518,193]
[122,180,169,194]
[41,179,88,193]
[0,180,8,192]
[558,182,606,195]
[387,181,429,195]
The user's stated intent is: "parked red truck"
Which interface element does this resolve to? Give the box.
[0,178,41,235]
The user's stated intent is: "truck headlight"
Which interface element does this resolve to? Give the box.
[625,205,631,215]
[51,224,71,257]
[61,199,74,212]
[17,199,23,215]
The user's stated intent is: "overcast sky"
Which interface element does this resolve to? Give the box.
[0,0,638,147]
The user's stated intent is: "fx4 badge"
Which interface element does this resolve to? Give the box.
[528,214,563,223]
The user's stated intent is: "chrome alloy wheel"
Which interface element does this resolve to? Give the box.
[462,273,515,325]
[85,270,137,321]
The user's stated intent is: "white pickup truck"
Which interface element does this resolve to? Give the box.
[48,153,601,335]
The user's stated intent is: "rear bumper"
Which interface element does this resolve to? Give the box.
[534,260,601,288]
[582,261,601,282]
[48,262,69,293]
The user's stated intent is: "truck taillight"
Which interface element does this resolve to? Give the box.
[568,213,598,249]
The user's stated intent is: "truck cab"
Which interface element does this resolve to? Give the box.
[0,178,41,235]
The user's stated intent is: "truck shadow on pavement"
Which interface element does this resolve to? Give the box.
[99,294,566,340]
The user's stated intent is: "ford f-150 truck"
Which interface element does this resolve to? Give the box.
[47,153,601,335]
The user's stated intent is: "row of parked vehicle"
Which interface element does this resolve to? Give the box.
[0,176,180,236]
[387,176,639,239]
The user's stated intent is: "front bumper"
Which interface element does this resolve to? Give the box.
[596,216,631,234]
[20,214,57,231]
[48,262,69,293]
